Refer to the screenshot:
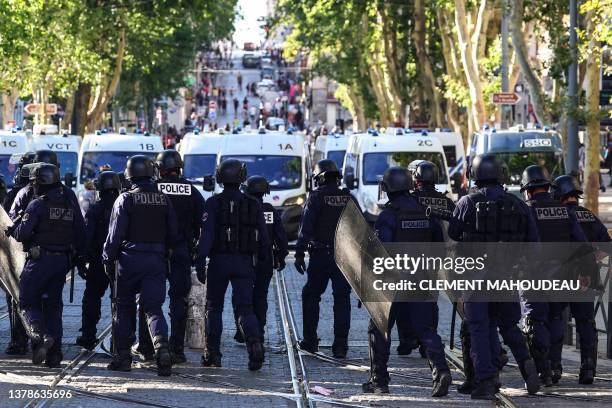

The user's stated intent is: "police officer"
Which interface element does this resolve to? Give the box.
[294,159,356,358]
[2,153,36,355]
[363,167,452,396]
[14,164,86,367]
[233,176,288,343]
[521,165,588,386]
[103,155,178,376]
[75,171,121,350]
[448,154,540,399]
[551,174,606,384]
[195,159,269,370]
[153,149,204,363]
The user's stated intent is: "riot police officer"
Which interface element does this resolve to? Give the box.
[14,164,86,367]
[103,155,178,376]
[363,167,452,396]
[76,171,121,350]
[195,159,269,370]
[294,159,357,358]
[521,165,588,386]
[448,154,540,399]
[552,174,606,384]
[3,153,36,355]
[152,149,204,363]
[233,176,289,343]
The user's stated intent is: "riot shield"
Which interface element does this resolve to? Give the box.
[0,207,26,300]
[334,200,392,339]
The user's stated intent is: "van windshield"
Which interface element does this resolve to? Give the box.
[0,155,18,188]
[56,151,78,180]
[497,152,564,186]
[80,151,156,182]
[220,155,302,190]
[327,150,346,169]
[183,154,217,184]
[363,152,448,184]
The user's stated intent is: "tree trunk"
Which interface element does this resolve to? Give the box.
[74,83,92,136]
[510,0,549,124]
[582,11,602,214]
[62,91,75,131]
[347,87,367,131]
[1,89,19,128]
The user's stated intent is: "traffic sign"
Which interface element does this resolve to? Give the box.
[24,103,58,115]
[492,92,520,104]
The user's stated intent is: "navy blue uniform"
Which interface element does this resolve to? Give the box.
[15,186,86,356]
[369,193,449,386]
[9,184,35,219]
[449,185,538,382]
[103,181,179,352]
[296,184,357,345]
[196,187,269,354]
[79,195,116,342]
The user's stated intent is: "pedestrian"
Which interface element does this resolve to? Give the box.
[233,97,239,115]
[521,165,588,386]
[294,160,357,358]
[14,163,87,367]
[233,176,288,344]
[448,154,540,399]
[237,72,243,88]
[363,167,452,396]
[104,155,178,376]
[195,159,269,370]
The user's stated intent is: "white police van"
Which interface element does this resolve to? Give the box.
[343,129,452,222]
[420,129,466,195]
[468,126,564,195]
[0,130,29,189]
[312,133,349,170]
[76,130,163,202]
[215,128,311,239]
[176,130,222,200]
[30,131,81,185]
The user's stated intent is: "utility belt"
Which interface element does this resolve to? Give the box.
[27,245,71,260]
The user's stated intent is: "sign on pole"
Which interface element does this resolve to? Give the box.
[492,93,520,105]
[24,103,58,115]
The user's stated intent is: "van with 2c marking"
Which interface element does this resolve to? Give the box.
[342,129,452,222]
[76,131,163,207]
[215,129,311,240]
[176,130,222,200]
[0,130,29,189]
[418,129,466,195]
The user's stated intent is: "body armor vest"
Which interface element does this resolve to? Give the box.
[34,192,74,248]
[463,192,526,242]
[212,191,260,255]
[93,200,114,249]
[157,177,194,241]
[262,202,276,243]
[575,205,599,242]
[126,187,168,243]
[528,198,571,242]
[313,188,352,245]
[387,201,433,242]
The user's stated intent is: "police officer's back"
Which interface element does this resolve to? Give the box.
[294,159,356,358]
[14,163,86,367]
[3,152,35,214]
[195,159,269,371]
[409,160,455,213]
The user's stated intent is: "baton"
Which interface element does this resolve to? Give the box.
[449,301,457,350]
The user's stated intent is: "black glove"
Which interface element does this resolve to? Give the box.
[75,256,88,279]
[104,262,116,280]
[277,256,286,272]
[294,251,306,275]
[196,264,207,285]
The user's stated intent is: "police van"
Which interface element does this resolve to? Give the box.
[420,129,466,195]
[176,130,222,200]
[468,126,564,194]
[312,133,349,170]
[215,129,311,239]
[76,131,163,203]
[0,130,29,189]
[30,131,81,184]
[343,130,452,222]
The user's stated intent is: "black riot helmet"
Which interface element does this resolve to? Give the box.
[216,159,247,185]
[470,154,508,184]
[380,166,413,193]
[30,163,60,185]
[245,175,270,195]
[95,171,122,191]
[17,163,38,186]
[34,149,59,167]
[552,175,583,200]
[156,150,183,174]
[520,165,551,192]
[18,152,36,169]
[313,159,341,187]
[125,155,156,181]
[409,160,439,185]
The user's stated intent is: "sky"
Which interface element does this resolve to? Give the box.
[233,0,268,46]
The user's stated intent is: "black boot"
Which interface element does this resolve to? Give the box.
[498,348,509,370]
[518,358,540,395]
[579,347,597,385]
[32,335,54,365]
[332,337,348,359]
[5,340,28,355]
[431,369,452,397]
[396,335,419,356]
[470,378,496,400]
[107,350,132,371]
[201,351,222,367]
[131,342,154,361]
[170,344,187,364]
[45,352,63,368]
[540,366,553,387]
[247,339,265,371]
[76,335,98,350]
[233,330,245,343]
[298,338,318,354]
[551,363,563,385]
[154,338,172,377]
[457,332,475,394]
[362,378,389,394]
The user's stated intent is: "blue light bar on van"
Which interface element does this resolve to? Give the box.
[441,128,451,132]
[483,124,490,131]
[193,128,200,135]
[420,130,428,136]
[100,128,108,134]
[404,128,413,133]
